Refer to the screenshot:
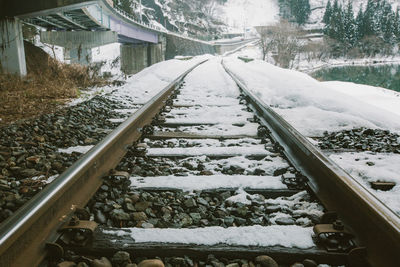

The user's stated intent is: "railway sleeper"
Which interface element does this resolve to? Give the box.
[55,231,364,266]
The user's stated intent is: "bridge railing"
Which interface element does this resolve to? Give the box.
[106,1,166,33]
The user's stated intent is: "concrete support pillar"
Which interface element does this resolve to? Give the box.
[148,43,163,66]
[65,46,93,65]
[0,18,27,76]
[160,35,167,61]
[120,44,148,74]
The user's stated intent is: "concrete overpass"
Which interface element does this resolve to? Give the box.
[0,0,168,75]
[0,0,254,76]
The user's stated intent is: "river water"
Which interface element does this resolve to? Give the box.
[311,64,400,92]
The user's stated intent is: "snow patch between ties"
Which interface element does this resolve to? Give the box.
[103,225,315,249]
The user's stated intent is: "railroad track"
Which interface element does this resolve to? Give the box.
[0,58,399,267]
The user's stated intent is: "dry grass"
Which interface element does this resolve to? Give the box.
[0,42,108,125]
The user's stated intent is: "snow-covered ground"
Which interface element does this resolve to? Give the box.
[324,81,400,117]
[223,56,400,137]
[329,152,400,215]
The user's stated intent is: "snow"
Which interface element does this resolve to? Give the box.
[180,58,239,99]
[226,188,253,205]
[226,190,324,220]
[103,225,315,248]
[323,81,400,117]
[31,174,58,184]
[146,138,261,148]
[108,118,125,123]
[306,0,398,29]
[146,146,271,157]
[329,152,400,215]
[58,145,94,154]
[204,156,289,175]
[219,0,279,30]
[130,175,287,191]
[223,57,400,137]
[91,43,121,77]
[113,55,212,104]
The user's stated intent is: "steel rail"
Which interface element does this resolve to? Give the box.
[222,60,400,267]
[0,59,208,267]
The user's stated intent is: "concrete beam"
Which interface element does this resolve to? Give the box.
[1,0,99,19]
[120,44,148,75]
[40,30,118,49]
[0,18,27,76]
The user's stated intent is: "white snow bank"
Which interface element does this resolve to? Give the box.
[103,225,315,248]
[329,152,400,215]
[323,81,400,117]
[130,175,287,191]
[223,57,400,136]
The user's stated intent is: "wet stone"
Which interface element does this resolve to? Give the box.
[254,255,278,267]
[184,198,197,208]
[110,209,130,221]
[112,251,131,266]
[275,217,295,225]
[95,210,107,224]
[92,257,112,267]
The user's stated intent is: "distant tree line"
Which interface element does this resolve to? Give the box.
[323,0,400,56]
[278,0,311,25]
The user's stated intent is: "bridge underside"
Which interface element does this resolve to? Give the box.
[0,0,98,19]
[24,9,103,31]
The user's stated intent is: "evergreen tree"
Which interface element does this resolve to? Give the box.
[362,0,376,36]
[325,0,344,41]
[323,0,332,25]
[395,8,400,41]
[113,0,134,15]
[343,1,356,46]
[355,5,365,40]
[381,1,396,43]
[291,0,311,25]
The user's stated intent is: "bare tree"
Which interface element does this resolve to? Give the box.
[258,21,304,68]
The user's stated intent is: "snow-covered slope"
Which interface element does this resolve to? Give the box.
[218,0,280,31]
[141,0,280,36]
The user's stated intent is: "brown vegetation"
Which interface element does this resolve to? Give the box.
[0,41,108,125]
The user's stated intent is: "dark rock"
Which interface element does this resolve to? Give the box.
[110,209,130,221]
[112,251,131,266]
[138,259,164,267]
[184,198,197,208]
[135,201,151,211]
[92,257,112,267]
[132,212,148,221]
[254,255,278,267]
[302,259,318,267]
[95,210,107,224]
[275,217,295,225]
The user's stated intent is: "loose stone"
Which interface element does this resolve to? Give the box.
[254,255,278,267]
